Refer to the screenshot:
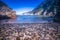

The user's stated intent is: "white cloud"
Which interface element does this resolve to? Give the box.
[14,8,33,15]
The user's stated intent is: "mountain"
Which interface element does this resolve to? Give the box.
[31,0,55,16]
[0,1,16,20]
[31,0,60,22]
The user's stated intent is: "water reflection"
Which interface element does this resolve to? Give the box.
[0,15,54,23]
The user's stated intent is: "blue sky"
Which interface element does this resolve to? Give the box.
[1,0,44,15]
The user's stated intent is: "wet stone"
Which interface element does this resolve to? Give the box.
[0,23,60,40]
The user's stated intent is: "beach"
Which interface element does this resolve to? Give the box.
[0,23,60,40]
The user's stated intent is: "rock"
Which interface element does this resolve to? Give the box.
[29,0,60,22]
[0,23,59,40]
[0,1,16,20]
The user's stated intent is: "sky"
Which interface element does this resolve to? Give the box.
[1,0,44,15]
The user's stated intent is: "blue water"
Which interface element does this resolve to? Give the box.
[1,15,54,23]
[16,15,53,23]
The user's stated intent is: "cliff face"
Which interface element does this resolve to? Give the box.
[31,0,60,22]
[32,0,56,16]
[0,1,16,20]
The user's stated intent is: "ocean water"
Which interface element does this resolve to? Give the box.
[1,15,54,23]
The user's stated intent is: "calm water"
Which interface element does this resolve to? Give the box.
[1,15,54,23]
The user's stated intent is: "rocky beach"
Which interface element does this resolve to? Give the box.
[0,23,60,40]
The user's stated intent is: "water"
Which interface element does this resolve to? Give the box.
[1,15,54,23]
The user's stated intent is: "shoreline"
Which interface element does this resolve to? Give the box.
[0,22,60,24]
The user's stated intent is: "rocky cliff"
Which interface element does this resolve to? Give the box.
[31,0,55,16]
[31,0,60,22]
[0,1,16,20]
